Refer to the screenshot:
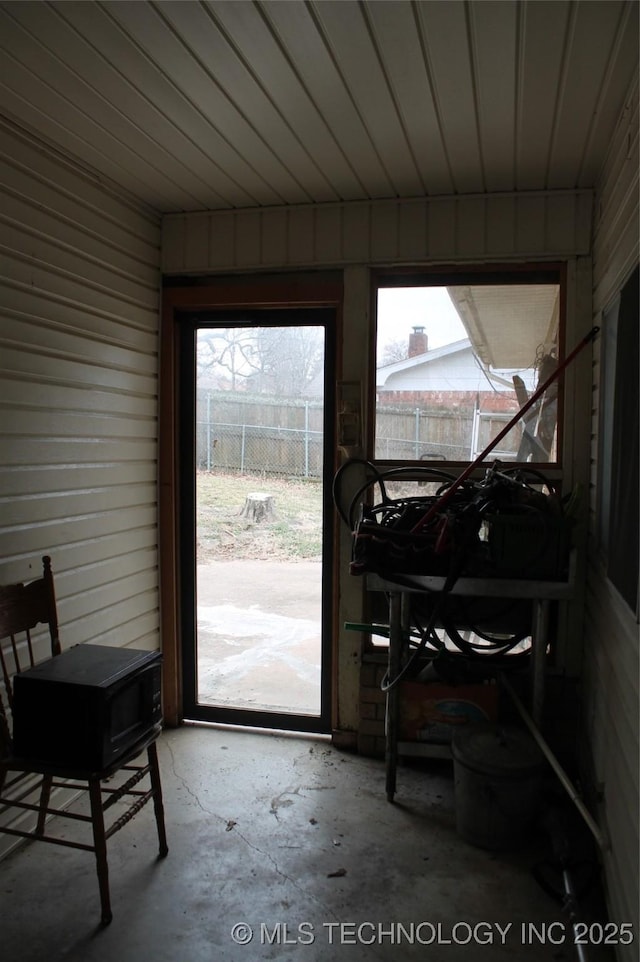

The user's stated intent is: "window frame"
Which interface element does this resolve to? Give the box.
[370,263,567,471]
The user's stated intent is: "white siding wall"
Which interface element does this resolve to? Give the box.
[0,117,161,699]
[586,79,639,960]
[163,190,592,274]
[381,349,492,393]
[0,118,161,856]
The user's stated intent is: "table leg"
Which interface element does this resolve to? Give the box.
[532,599,550,726]
[385,591,401,802]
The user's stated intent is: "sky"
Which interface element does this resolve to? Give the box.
[376,286,466,356]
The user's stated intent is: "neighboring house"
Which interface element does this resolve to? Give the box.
[376,336,528,413]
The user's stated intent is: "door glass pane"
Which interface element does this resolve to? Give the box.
[194,325,325,716]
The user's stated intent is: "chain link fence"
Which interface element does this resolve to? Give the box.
[375,406,522,461]
[197,391,324,478]
[196,392,522,479]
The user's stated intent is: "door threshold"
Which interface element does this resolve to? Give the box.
[181,718,332,743]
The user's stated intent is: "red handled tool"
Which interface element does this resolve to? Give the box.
[410,326,600,534]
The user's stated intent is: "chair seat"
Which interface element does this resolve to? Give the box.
[3,724,163,780]
[0,556,168,926]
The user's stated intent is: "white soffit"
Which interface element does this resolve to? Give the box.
[448,286,559,370]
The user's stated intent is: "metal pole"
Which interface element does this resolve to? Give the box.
[241,423,246,473]
[500,673,608,852]
[470,400,480,460]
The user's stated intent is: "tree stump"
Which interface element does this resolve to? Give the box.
[241,492,275,522]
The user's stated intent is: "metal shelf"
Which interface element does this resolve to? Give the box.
[366,557,575,801]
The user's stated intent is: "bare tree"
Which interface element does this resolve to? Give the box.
[251,327,324,397]
[197,329,260,390]
[197,326,324,397]
[380,338,408,365]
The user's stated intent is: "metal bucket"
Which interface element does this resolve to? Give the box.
[452,723,544,851]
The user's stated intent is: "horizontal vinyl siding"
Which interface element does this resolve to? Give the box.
[582,572,639,952]
[162,190,593,273]
[586,77,639,962]
[0,118,161,856]
[0,116,161,629]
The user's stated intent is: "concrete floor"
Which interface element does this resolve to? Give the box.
[1,724,613,962]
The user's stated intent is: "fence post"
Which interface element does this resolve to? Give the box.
[206,393,211,470]
[241,423,246,473]
[304,401,310,478]
[414,408,421,459]
[470,399,480,459]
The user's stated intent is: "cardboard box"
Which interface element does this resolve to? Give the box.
[399,680,498,745]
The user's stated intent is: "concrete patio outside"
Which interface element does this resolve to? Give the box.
[195,560,323,717]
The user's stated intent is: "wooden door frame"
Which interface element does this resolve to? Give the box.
[159,272,344,727]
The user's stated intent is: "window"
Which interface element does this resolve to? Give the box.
[374,270,563,465]
[598,265,639,615]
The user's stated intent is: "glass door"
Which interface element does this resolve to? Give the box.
[179,309,334,733]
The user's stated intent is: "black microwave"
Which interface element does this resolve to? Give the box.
[12,644,162,770]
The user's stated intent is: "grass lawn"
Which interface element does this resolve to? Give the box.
[196,470,324,562]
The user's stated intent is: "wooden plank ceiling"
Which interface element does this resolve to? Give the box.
[0,0,637,214]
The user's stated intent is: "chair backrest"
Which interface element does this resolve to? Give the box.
[0,556,60,753]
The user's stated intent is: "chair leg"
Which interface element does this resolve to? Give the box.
[147,741,168,858]
[88,778,112,926]
[36,775,53,835]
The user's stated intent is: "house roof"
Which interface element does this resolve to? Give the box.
[0,1,636,214]
[378,277,560,377]
[377,338,471,387]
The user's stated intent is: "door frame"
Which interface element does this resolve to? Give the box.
[159,273,344,729]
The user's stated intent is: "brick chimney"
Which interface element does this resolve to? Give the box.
[409,326,428,357]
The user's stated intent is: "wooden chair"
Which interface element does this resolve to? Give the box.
[0,555,168,925]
